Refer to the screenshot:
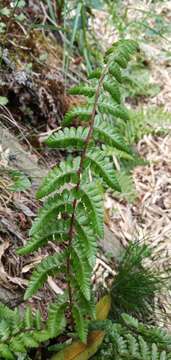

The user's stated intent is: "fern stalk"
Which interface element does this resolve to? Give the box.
[66,68,108,322]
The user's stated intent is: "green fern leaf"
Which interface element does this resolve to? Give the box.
[69,85,95,97]
[10,338,26,354]
[10,308,22,333]
[94,117,132,154]
[105,39,137,61]
[116,334,128,356]
[18,219,70,255]
[160,351,167,360]
[122,313,139,329]
[88,68,102,79]
[98,102,129,121]
[103,80,121,103]
[74,183,104,238]
[86,149,121,192]
[36,157,81,199]
[109,62,122,83]
[126,333,139,358]
[0,320,10,341]
[24,306,33,329]
[114,54,128,68]
[71,247,91,301]
[0,344,14,360]
[20,332,39,348]
[45,126,88,149]
[29,189,74,236]
[24,251,66,299]
[75,209,96,267]
[47,296,67,337]
[119,39,138,54]
[73,304,88,343]
[103,145,134,160]
[63,107,92,125]
[33,329,50,343]
[76,290,96,320]
[0,305,12,320]
[139,335,150,360]
[34,309,41,330]
[151,343,158,360]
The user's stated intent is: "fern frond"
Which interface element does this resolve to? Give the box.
[18,219,70,255]
[24,306,33,329]
[0,344,14,360]
[103,145,134,160]
[74,183,104,238]
[103,80,121,103]
[115,333,128,356]
[76,290,96,320]
[0,320,10,341]
[34,310,42,331]
[30,189,74,236]
[69,85,95,97]
[71,247,91,301]
[105,39,138,68]
[139,335,150,359]
[98,102,129,121]
[73,304,88,343]
[88,68,102,79]
[16,38,140,347]
[109,62,122,83]
[126,333,139,358]
[86,149,121,192]
[93,117,132,154]
[9,337,26,354]
[47,296,67,338]
[75,208,96,267]
[45,126,89,149]
[24,251,66,299]
[63,107,92,125]
[36,157,81,199]
[0,304,14,321]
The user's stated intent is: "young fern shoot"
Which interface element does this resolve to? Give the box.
[18,39,138,343]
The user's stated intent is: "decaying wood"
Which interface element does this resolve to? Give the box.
[0,123,48,188]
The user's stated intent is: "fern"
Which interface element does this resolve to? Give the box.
[98,102,129,122]
[47,296,67,338]
[93,117,131,153]
[123,107,171,144]
[92,316,171,360]
[0,303,55,359]
[69,84,95,97]
[86,149,121,191]
[17,39,139,344]
[24,251,66,300]
[45,127,89,149]
[73,304,88,343]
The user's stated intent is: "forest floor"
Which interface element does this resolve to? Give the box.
[0,0,171,327]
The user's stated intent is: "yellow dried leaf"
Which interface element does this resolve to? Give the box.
[96,294,111,321]
[51,331,105,360]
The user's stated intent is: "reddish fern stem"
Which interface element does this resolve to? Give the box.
[66,67,108,325]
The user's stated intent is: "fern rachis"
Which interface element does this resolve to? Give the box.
[17,39,139,345]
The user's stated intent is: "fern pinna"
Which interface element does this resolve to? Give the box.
[18,40,138,343]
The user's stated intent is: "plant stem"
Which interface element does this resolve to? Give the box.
[66,66,108,326]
